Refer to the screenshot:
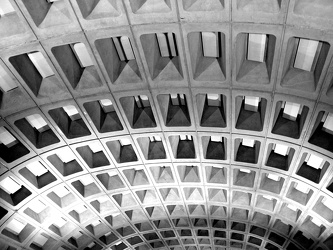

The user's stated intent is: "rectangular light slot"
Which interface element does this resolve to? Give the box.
[56,148,76,163]
[28,52,54,78]
[150,135,162,142]
[112,37,126,61]
[323,112,333,134]
[306,154,324,169]
[322,197,333,210]
[211,135,222,142]
[53,186,70,198]
[120,36,135,60]
[267,173,280,182]
[295,182,309,194]
[91,220,100,227]
[0,0,15,16]
[99,99,114,113]
[0,127,18,147]
[273,144,289,156]
[294,39,319,72]
[89,142,103,153]
[287,204,298,211]
[202,32,219,58]
[107,171,118,177]
[6,219,26,235]
[262,195,273,200]
[242,138,254,147]
[247,34,267,62]
[244,96,260,112]
[29,199,47,213]
[72,231,83,239]
[180,135,191,141]
[75,205,87,214]
[53,217,67,228]
[112,36,136,61]
[72,43,94,68]
[34,234,48,247]
[311,217,322,227]
[47,0,62,2]
[0,65,18,92]
[156,33,177,57]
[25,114,49,132]
[120,138,131,146]
[80,176,94,186]
[239,168,251,173]
[170,94,186,106]
[135,95,150,108]
[0,176,21,194]
[207,94,221,106]
[283,102,301,121]
[26,161,48,176]
[88,242,96,248]
[63,105,80,121]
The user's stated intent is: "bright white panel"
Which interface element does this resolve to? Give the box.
[25,114,48,131]
[311,217,322,227]
[202,32,218,58]
[75,205,87,214]
[242,138,254,147]
[287,204,298,211]
[211,135,222,142]
[323,112,333,134]
[170,94,179,105]
[56,148,76,163]
[274,144,289,156]
[244,96,260,112]
[99,99,114,113]
[6,219,25,234]
[26,161,48,176]
[0,65,18,92]
[283,102,301,120]
[53,217,67,228]
[139,95,150,107]
[80,176,94,186]
[53,186,70,197]
[156,33,169,57]
[150,135,161,142]
[323,197,333,210]
[207,94,221,106]
[73,43,94,67]
[0,127,17,147]
[0,176,21,194]
[307,154,323,169]
[179,135,188,140]
[29,199,47,213]
[294,39,319,72]
[63,105,80,121]
[28,52,54,78]
[0,0,15,16]
[89,142,103,153]
[267,173,280,181]
[295,182,309,193]
[112,37,126,61]
[239,169,251,173]
[120,36,135,60]
[247,34,266,62]
[120,138,131,146]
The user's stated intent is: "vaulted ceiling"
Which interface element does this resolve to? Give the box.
[0,1,333,250]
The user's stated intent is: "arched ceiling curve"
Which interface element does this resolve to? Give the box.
[0,1,333,250]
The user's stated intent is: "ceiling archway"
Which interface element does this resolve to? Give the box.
[0,1,333,250]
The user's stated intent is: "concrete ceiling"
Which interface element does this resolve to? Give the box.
[0,0,333,250]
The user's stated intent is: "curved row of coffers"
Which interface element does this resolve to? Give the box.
[0,90,333,250]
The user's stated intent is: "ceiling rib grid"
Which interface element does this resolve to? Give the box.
[0,0,333,250]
